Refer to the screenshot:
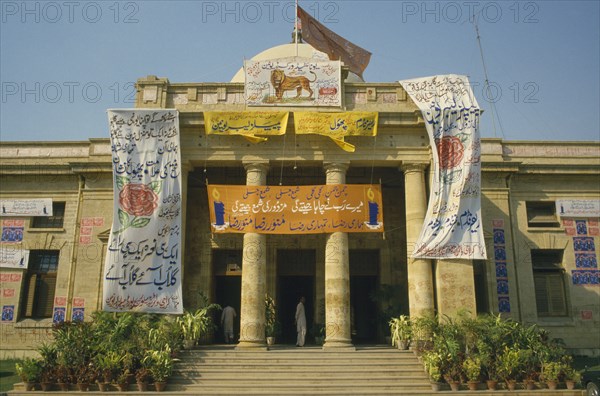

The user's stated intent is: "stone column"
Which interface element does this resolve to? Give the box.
[237,162,268,349]
[436,259,477,318]
[402,163,435,318]
[323,162,354,350]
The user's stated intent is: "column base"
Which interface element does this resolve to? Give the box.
[322,339,355,351]
[236,340,268,350]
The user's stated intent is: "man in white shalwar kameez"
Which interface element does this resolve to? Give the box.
[295,296,306,347]
[221,304,236,344]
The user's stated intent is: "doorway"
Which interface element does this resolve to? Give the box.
[350,250,379,344]
[277,250,315,344]
[213,250,242,343]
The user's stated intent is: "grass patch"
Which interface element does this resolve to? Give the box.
[0,359,20,392]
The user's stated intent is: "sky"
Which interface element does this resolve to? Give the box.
[1,0,599,142]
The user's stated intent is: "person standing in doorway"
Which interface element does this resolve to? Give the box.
[295,296,306,347]
[221,304,237,344]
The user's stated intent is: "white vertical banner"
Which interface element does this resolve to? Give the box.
[399,75,487,259]
[103,109,183,313]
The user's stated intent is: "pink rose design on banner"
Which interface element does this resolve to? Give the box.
[436,136,464,170]
[113,176,162,235]
[119,183,158,216]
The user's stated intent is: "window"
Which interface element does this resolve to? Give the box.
[31,202,65,228]
[20,250,59,319]
[526,201,560,228]
[531,249,567,317]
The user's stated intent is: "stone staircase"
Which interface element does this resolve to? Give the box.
[8,345,586,395]
[168,344,432,395]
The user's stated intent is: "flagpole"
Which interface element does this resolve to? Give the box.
[295,0,299,56]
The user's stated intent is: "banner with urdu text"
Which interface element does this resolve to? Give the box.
[245,58,341,107]
[204,112,289,143]
[294,112,378,152]
[208,184,383,234]
[399,75,487,259]
[103,109,183,314]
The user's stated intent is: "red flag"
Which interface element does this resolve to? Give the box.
[297,6,371,78]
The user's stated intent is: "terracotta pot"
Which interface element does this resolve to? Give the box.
[546,380,558,390]
[524,379,536,390]
[24,382,35,391]
[467,381,479,391]
[58,382,70,391]
[449,381,460,391]
[398,340,409,350]
[566,380,576,390]
[486,379,497,391]
[266,336,275,346]
[117,382,129,392]
[183,339,195,349]
[430,382,441,391]
[77,383,90,391]
[41,382,53,391]
[506,380,517,391]
[137,381,148,392]
[155,382,167,392]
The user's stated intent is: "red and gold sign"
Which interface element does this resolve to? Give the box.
[208,184,383,234]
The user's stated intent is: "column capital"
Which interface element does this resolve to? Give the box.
[181,160,193,173]
[400,162,429,173]
[323,161,350,173]
[242,160,269,173]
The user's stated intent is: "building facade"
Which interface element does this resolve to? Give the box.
[1,44,599,357]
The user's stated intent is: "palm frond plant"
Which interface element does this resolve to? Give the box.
[94,350,124,383]
[143,348,174,383]
[265,294,281,343]
[15,358,42,384]
[411,314,438,355]
[389,315,411,349]
[177,302,221,348]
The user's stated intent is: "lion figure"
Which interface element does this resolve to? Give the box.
[270,69,316,101]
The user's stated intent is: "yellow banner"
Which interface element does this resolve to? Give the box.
[208,184,384,234]
[294,112,378,152]
[204,112,289,143]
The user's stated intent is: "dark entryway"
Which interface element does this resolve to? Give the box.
[350,250,379,344]
[213,250,242,343]
[277,250,315,344]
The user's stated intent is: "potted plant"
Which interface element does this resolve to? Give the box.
[76,363,97,391]
[312,323,325,345]
[95,351,123,391]
[563,365,581,390]
[37,342,57,391]
[15,358,42,391]
[496,346,521,391]
[177,302,221,348]
[541,361,563,390]
[116,369,131,392]
[443,356,464,391]
[389,315,411,350]
[135,367,151,392]
[478,348,499,390]
[422,351,444,391]
[519,349,538,390]
[143,349,174,392]
[265,294,280,346]
[410,315,437,355]
[40,367,56,391]
[55,365,72,391]
[462,356,481,391]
